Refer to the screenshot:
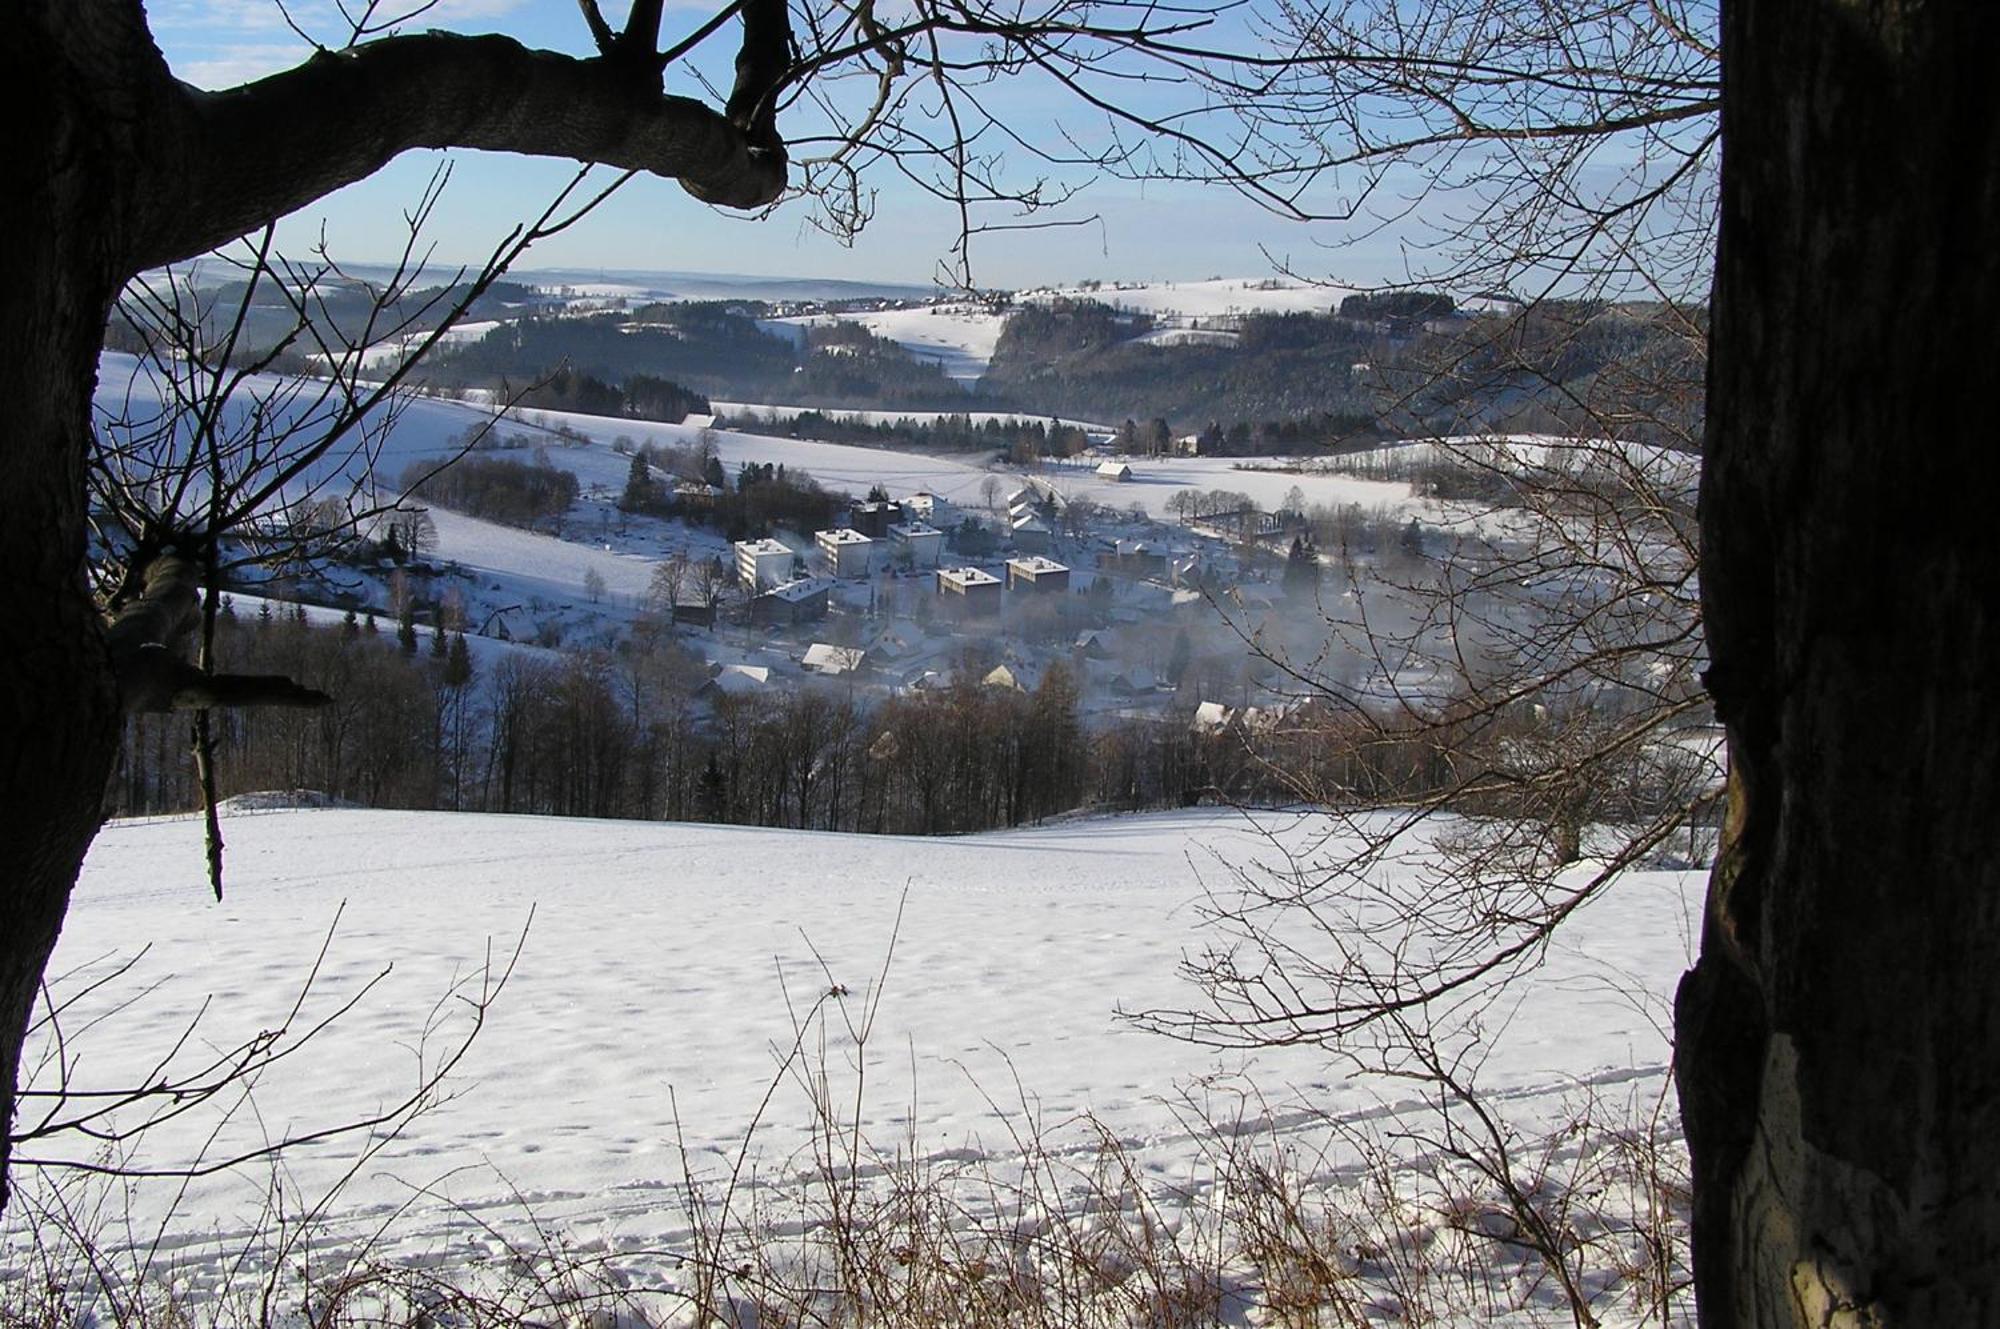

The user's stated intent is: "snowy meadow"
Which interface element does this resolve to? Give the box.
[9,804,1698,1326]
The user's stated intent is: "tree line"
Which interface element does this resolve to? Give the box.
[106,599,1704,850]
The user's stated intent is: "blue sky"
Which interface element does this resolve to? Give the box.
[145,0,1422,290]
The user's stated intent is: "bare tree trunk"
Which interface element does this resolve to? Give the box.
[0,27,128,1210]
[1681,3,2000,1322]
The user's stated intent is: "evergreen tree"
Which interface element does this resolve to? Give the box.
[443,633,474,689]
[696,753,728,822]
[1283,536,1320,597]
[620,449,657,511]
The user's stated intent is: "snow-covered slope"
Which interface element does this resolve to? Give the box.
[770,302,1011,382]
[1022,277,1366,319]
[19,806,1698,1315]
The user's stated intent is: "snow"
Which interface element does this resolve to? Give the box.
[17,806,1698,1319]
[1019,452,1428,520]
[1022,277,1366,319]
[426,505,659,604]
[714,400,1114,433]
[770,303,1009,382]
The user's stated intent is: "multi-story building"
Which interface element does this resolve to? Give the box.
[734,537,795,590]
[816,527,876,578]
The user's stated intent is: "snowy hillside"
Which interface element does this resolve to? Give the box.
[16,806,1698,1321]
[1022,277,1367,320]
[767,302,1011,382]
[764,278,1394,381]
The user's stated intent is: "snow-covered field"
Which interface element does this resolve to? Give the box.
[1022,278,1366,320]
[14,806,1697,1321]
[767,302,1011,382]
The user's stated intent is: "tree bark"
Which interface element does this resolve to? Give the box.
[1,0,787,1217]
[0,10,135,1214]
[1681,3,2000,1323]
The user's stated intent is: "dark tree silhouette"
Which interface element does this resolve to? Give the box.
[1676,5,2000,1322]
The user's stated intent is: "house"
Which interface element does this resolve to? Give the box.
[815,527,876,578]
[1191,700,1234,731]
[673,480,724,509]
[983,662,1041,692]
[936,565,1002,617]
[868,621,930,660]
[1010,513,1053,553]
[1006,486,1039,510]
[847,499,904,537]
[903,491,953,525]
[1096,460,1134,482]
[749,575,832,626]
[888,520,945,568]
[1005,555,1070,594]
[671,601,716,628]
[698,663,771,699]
[734,537,795,590]
[1101,540,1166,577]
[1073,629,1112,659]
[1111,665,1161,695]
[901,667,950,693]
[802,642,867,676]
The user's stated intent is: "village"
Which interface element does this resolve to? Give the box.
[669,454,1367,735]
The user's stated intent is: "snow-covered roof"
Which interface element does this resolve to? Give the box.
[1006,556,1069,576]
[706,664,772,696]
[763,576,833,603]
[1097,461,1134,479]
[1192,700,1233,730]
[939,566,1001,589]
[1011,514,1051,534]
[736,537,792,558]
[802,642,867,674]
[869,623,928,657]
[889,521,942,540]
[816,527,874,547]
[983,663,1041,692]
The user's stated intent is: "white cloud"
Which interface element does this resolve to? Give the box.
[173,42,313,88]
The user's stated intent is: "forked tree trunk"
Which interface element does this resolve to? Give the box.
[1681,3,2000,1323]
